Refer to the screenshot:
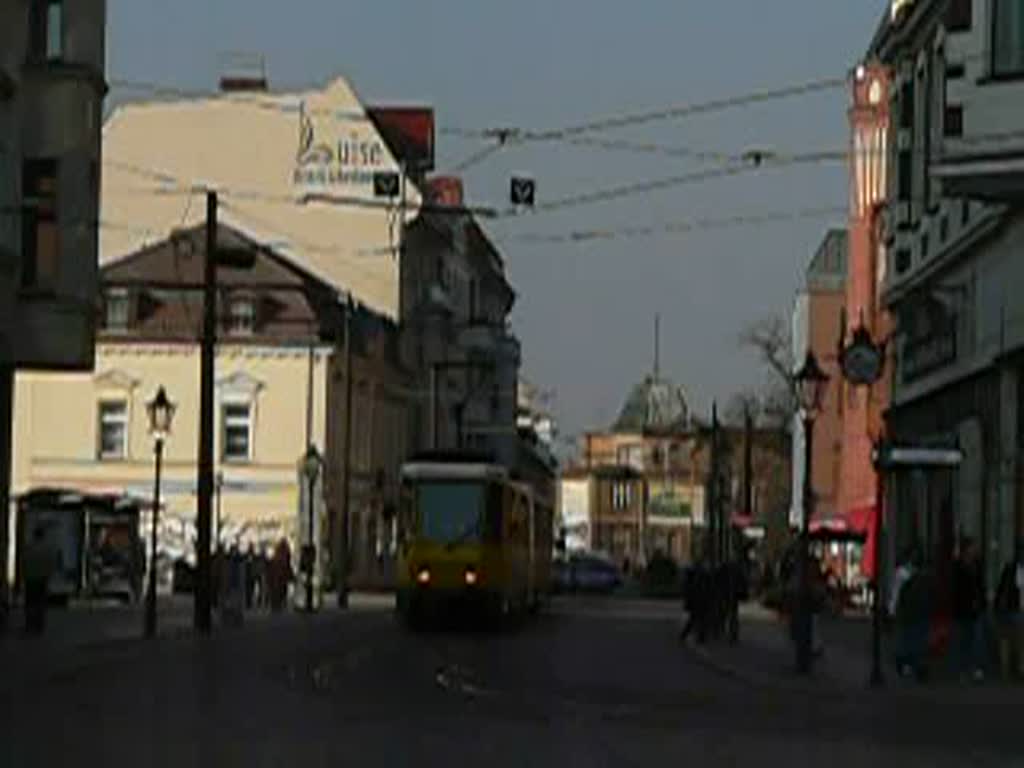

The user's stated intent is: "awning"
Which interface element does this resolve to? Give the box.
[807,505,880,579]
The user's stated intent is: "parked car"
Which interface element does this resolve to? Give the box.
[555,553,622,594]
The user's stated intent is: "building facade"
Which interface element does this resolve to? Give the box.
[1,0,107,608]
[400,178,520,464]
[11,224,411,595]
[578,374,705,566]
[790,231,847,530]
[870,0,1024,603]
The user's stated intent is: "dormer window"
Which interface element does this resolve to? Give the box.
[105,288,130,331]
[227,295,256,335]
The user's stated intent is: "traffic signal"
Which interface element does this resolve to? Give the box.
[510,176,535,207]
[373,171,401,198]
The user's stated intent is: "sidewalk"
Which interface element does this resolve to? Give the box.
[686,602,1023,701]
[0,590,394,688]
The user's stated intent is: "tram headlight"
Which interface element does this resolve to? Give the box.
[416,567,431,585]
[464,568,478,586]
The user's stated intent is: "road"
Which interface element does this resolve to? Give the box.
[1,596,1018,767]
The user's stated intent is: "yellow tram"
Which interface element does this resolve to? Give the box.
[396,454,554,626]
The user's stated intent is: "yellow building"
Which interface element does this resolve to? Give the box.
[11,224,411,593]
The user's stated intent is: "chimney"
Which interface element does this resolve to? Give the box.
[427,176,464,208]
[218,52,268,93]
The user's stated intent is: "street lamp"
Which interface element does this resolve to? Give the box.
[839,320,888,687]
[300,446,323,613]
[144,386,176,638]
[793,351,828,674]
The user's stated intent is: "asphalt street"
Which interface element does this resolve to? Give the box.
[1,596,1020,767]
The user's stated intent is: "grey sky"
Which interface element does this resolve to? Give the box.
[107,0,887,442]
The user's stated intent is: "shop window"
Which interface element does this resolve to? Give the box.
[993,0,1024,76]
[21,158,59,291]
[97,400,128,460]
[221,402,253,462]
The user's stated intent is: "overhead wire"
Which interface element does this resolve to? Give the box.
[497,205,848,246]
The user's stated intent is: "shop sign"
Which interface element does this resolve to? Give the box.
[293,102,389,189]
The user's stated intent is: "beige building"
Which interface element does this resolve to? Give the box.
[11,224,411,593]
[100,75,427,319]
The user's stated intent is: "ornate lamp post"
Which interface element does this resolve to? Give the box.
[144,386,176,638]
[300,446,323,613]
[838,321,888,687]
[793,351,829,674]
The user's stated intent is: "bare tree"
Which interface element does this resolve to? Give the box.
[739,315,797,429]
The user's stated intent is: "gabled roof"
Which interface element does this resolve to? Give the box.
[613,375,691,435]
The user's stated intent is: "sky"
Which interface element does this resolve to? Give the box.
[106,0,888,444]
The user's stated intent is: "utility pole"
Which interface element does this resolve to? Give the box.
[338,300,353,609]
[195,190,217,634]
[744,405,753,524]
[709,402,720,567]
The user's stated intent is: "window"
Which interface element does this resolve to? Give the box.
[227,296,256,335]
[97,401,128,460]
[920,233,930,260]
[612,482,633,510]
[105,289,130,331]
[944,105,964,137]
[895,248,912,274]
[897,150,913,203]
[221,402,253,462]
[940,215,950,243]
[29,0,63,62]
[993,0,1024,76]
[945,0,972,31]
[900,80,915,129]
[21,158,58,290]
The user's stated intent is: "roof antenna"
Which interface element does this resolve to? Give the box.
[654,313,661,382]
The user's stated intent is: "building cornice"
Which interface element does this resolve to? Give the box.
[97,341,335,361]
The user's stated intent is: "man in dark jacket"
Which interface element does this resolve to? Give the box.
[952,537,986,681]
[994,544,1023,680]
[679,561,710,644]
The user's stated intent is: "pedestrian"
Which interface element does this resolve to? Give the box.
[211,545,224,611]
[224,545,245,627]
[952,537,987,682]
[679,561,709,644]
[256,547,269,609]
[994,544,1024,681]
[22,526,55,635]
[725,557,743,644]
[244,543,257,610]
[269,538,292,613]
[895,552,932,681]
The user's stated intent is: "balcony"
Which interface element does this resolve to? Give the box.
[932,1,1024,202]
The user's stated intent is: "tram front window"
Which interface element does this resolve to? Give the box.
[416,482,485,545]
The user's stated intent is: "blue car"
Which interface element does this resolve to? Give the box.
[556,553,622,594]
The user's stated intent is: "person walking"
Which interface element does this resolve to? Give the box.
[244,544,257,610]
[952,537,987,682]
[994,545,1024,681]
[679,560,710,644]
[896,554,932,680]
[23,527,55,635]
